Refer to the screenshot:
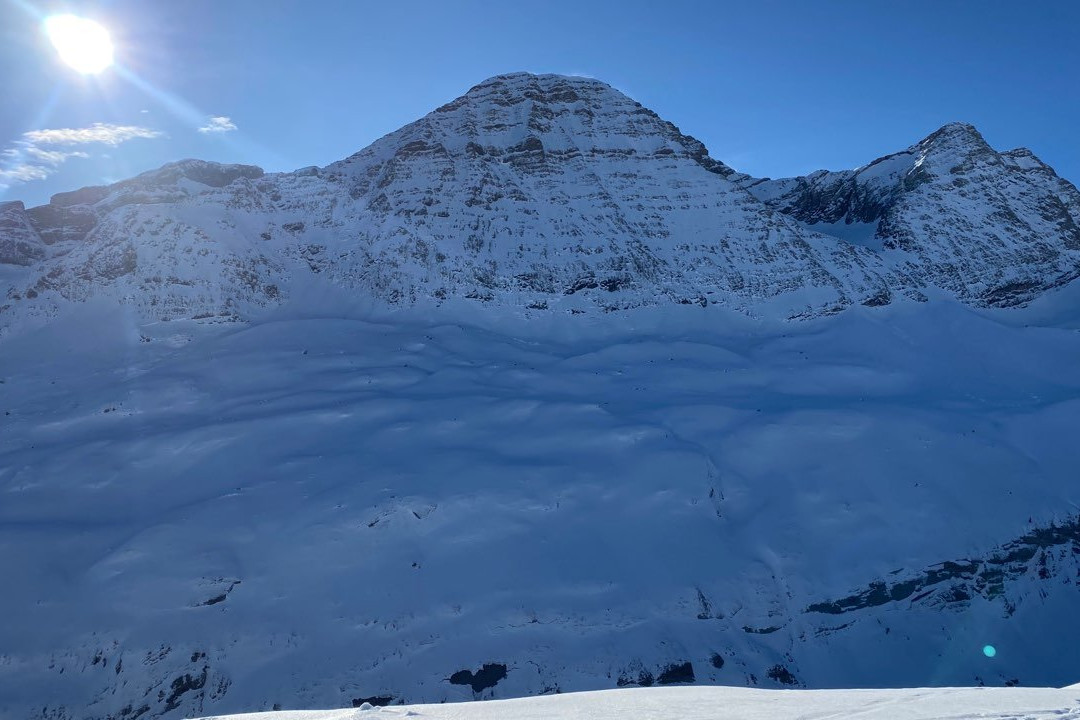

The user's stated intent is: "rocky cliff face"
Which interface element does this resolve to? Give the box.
[0,201,45,266]
[10,73,1079,334]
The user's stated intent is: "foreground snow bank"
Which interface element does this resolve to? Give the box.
[194,685,1080,720]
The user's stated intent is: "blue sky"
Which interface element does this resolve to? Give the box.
[2,0,1078,207]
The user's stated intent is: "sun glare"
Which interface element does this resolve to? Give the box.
[44,14,114,75]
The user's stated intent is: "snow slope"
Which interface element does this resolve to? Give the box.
[2,290,1079,720]
[192,686,1080,720]
[189,685,1080,720]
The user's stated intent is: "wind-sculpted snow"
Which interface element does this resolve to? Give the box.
[1,294,1079,719]
[6,73,1078,335]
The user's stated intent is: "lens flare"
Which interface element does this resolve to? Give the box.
[983,645,997,658]
[44,15,114,75]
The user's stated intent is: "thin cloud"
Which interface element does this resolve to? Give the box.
[24,147,91,164]
[0,122,163,190]
[0,164,51,184]
[23,123,164,146]
[198,116,237,134]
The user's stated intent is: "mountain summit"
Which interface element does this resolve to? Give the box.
[341,72,737,177]
[1,73,1078,334]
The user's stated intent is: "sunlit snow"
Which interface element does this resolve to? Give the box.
[191,685,1080,720]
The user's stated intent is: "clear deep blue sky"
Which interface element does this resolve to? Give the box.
[2,0,1078,207]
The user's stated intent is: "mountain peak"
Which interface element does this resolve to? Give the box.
[463,71,618,94]
[342,71,735,179]
[932,120,981,135]
[918,121,990,153]
[434,71,631,118]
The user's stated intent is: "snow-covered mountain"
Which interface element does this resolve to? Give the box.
[4,73,1078,336]
[1,74,1079,720]
[738,122,1080,306]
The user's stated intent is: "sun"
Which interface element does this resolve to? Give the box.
[44,14,114,75]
